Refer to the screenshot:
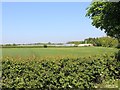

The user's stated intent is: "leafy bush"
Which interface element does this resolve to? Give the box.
[116,43,120,49]
[2,53,119,89]
[43,44,47,48]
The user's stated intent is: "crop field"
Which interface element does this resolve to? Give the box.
[2,47,118,59]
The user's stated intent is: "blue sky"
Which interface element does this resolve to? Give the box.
[2,2,106,44]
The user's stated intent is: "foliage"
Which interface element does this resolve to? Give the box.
[86,1,120,42]
[43,44,47,48]
[2,53,120,89]
[67,41,85,45]
[67,36,118,47]
[85,37,118,47]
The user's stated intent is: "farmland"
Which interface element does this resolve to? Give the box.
[2,1,120,89]
[2,47,118,59]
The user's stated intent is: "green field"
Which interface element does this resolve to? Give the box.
[2,47,118,59]
[2,47,117,57]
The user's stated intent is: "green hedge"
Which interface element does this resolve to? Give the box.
[2,53,120,89]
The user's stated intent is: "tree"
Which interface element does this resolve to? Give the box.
[44,44,47,48]
[86,1,120,43]
[85,37,118,47]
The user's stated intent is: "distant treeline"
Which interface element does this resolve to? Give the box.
[1,36,118,48]
[2,45,78,48]
[85,37,118,47]
[67,36,118,47]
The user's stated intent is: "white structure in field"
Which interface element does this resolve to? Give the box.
[78,44,93,47]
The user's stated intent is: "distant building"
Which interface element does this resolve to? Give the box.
[78,44,93,47]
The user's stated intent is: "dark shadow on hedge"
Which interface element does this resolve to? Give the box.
[115,50,120,61]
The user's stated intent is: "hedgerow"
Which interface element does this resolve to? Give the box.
[2,53,120,89]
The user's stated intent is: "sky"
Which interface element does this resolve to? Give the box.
[2,2,106,44]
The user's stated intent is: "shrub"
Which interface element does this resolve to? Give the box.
[43,44,47,48]
[2,53,119,89]
[116,43,120,49]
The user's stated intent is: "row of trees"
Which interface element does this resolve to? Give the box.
[85,37,118,47]
[67,41,85,45]
[67,36,118,47]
